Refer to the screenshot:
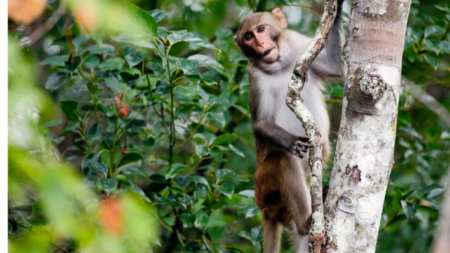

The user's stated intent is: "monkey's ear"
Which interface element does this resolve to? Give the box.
[233,35,239,45]
[271,8,287,29]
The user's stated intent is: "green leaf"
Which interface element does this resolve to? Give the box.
[40,119,65,128]
[436,3,450,13]
[123,46,148,68]
[89,161,108,176]
[60,100,79,122]
[190,175,209,188]
[149,174,168,183]
[118,153,143,168]
[404,36,416,49]
[216,183,234,198]
[128,3,157,36]
[234,0,246,7]
[400,200,416,218]
[148,9,168,22]
[165,163,186,179]
[216,169,248,182]
[167,56,198,73]
[183,242,202,251]
[41,55,67,67]
[117,166,146,177]
[404,48,417,63]
[104,76,126,94]
[424,26,446,38]
[215,28,233,38]
[45,72,68,90]
[208,112,226,128]
[211,134,238,148]
[424,54,439,70]
[195,211,209,229]
[87,82,99,94]
[84,55,100,70]
[441,41,450,54]
[73,35,89,48]
[111,33,158,49]
[423,39,441,54]
[229,144,245,157]
[124,186,151,202]
[386,214,407,228]
[85,44,115,55]
[98,58,125,70]
[428,188,445,199]
[65,54,82,72]
[416,183,441,196]
[238,204,261,218]
[194,188,208,199]
[181,213,195,227]
[239,226,263,245]
[100,178,118,195]
[71,139,86,152]
[167,30,218,50]
[187,54,223,71]
[176,83,199,99]
[238,190,255,198]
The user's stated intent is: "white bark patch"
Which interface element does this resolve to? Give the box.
[311,211,325,234]
[338,194,356,214]
[337,235,349,253]
[336,215,355,236]
[359,155,375,185]
[356,195,382,223]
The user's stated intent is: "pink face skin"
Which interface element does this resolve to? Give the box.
[242,24,279,63]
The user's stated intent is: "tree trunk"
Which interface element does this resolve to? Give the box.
[323,1,411,252]
[432,171,450,253]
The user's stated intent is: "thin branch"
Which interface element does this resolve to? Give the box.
[29,0,67,44]
[285,0,340,252]
[402,77,450,128]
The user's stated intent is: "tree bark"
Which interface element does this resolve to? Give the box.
[431,171,450,253]
[323,1,411,252]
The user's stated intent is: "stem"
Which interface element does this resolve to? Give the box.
[164,44,176,166]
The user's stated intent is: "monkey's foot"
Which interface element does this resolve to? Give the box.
[292,135,310,158]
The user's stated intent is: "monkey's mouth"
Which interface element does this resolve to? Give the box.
[262,48,274,56]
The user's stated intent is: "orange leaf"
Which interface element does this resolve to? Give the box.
[8,0,47,25]
[100,197,123,236]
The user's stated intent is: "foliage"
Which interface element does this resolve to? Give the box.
[7,0,450,253]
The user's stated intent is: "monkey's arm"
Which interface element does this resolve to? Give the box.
[311,0,345,77]
[253,120,310,158]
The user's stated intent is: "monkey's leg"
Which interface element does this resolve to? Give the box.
[281,156,312,251]
[262,217,282,253]
[289,221,309,253]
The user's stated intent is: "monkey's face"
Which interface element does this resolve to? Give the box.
[234,10,287,64]
[241,24,280,63]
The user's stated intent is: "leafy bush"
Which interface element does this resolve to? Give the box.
[8,1,450,253]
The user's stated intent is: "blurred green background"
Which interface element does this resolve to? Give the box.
[7,0,450,252]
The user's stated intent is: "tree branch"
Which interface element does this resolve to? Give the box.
[285,1,340,252]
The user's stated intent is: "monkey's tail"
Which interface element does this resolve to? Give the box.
[262,217,282,253]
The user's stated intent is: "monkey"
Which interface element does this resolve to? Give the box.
[234,3,344,253]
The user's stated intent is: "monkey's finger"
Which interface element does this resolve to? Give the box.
[298,135,311,142]
[292,150,304,158]
[294,140,310,147]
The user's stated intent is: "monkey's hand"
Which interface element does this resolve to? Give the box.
[292,135,311,158]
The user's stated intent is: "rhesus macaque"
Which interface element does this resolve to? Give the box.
[234,2,344,253]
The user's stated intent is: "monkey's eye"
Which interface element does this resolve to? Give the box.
[244,33,253,41]
[257,26,265,33]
